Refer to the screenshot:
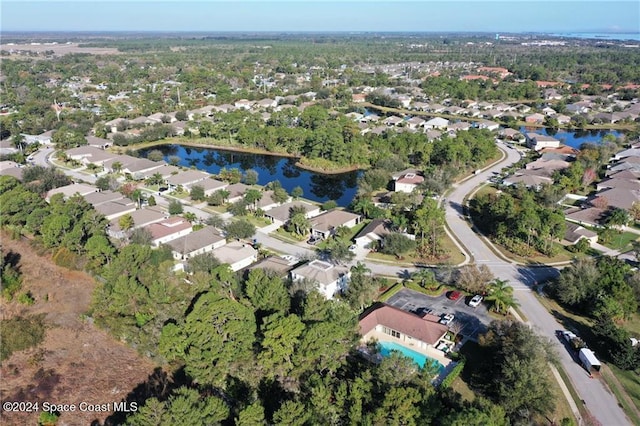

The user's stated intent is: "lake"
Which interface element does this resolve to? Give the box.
[139,145,360,207]
[518,127,624,149]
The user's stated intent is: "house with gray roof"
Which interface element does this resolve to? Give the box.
[46,183,98,202]
[290,259,350,299]
[211,241,258,271]
[354,219,392,249]
[168,226,226,260]
[166,170,210,189]
[94,198,137,221]
[265,201,321,226]
[310,210,362,240]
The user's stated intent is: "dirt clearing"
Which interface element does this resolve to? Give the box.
[0,235,155,425]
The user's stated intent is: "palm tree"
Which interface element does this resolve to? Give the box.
[289,213,310,236]
[111,161,123,174]
[485,279,519,314]
[183,212,198,223]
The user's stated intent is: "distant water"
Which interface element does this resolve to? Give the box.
[519,127,624,149]
[551,33,640,41]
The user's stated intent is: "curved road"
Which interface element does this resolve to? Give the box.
[444,142,629,426]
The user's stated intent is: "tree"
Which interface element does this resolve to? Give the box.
[479,321,556,421]
[228,200,249,216]
[190,185,205,202]
[168,155,181,166]
[455,264,494,294]
[168,200,183,215]
[380,232,416,258]
[412,198,446,259]
[606,207,630,228]
[183,212,198,223]
[187,253,220,274]
[206,214,226,230]
[159,292,256,387]
[147,195,156,206]
[111,161,123,173]
[272,186,289,204]
[321,200,338,211]
[273,400,309,426]
[321,238,355,265]
[146,172,165,186]
[259,313,305,378]
[485,279,519,314]
[236,402,266,426]
[243,169,259,185]
[224,219,256,240]
[129,228,153,245]
[244,188,263,210]
[147,149,165,162]
[291,186,304,199]
[244,269,290,314]
[288,212,310,236]
[630,201,640,223]
[119,214,135,231]
[345,262,377,310]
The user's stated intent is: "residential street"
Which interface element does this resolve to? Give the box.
[443,142,630,426]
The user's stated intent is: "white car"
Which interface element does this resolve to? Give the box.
[469,295,483,307]
[439,313,455,325]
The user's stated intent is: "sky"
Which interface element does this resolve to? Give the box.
[2,1,639,34]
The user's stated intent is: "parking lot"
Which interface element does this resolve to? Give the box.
[386,288,492,341]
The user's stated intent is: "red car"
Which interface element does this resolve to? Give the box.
[448,291,462,301]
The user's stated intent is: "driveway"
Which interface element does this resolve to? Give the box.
[386,288,491,341]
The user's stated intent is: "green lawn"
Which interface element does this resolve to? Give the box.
[600,231,639,251]
[603,365,640,425]
[273,227,306,243]
[366,232,465,266]
[240,215,272,228]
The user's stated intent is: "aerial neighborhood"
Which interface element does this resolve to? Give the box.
[1,29,639,426]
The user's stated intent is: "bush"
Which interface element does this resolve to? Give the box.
[0,314,46,361]
[18,291,35,305]
[440,359,466,389]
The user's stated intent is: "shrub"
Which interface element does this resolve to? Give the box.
[18,292,35,305]
[0,314,46,361]
[439,359,466,389]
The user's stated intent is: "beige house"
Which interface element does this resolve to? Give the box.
[310,210,361,239]
[290,260,349,299]
[168,226,226,260]
[211,241,258,272]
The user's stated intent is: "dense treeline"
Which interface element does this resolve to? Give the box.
[550,257,640,370]
[470,185,566,256]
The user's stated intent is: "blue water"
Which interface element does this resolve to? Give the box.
[550,33,640,41]
[378,341,445,372]
[139,145,360,207]
[518,127,623,149]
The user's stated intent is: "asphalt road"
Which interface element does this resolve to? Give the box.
[444,142,630,426]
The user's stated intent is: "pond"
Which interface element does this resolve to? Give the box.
[519,126,624,149]
[139,145,360,207]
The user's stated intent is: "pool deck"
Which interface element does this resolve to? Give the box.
[362,330,452,368]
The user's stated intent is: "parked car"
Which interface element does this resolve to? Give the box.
[439,313,455,325]
[468,294,483,307]
[348,244,357,251]
[447,291,462,301]
[307,237,320,245]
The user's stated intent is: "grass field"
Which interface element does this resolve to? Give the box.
[600,231,639,251]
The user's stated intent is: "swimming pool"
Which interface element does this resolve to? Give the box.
[378,341,445,372]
